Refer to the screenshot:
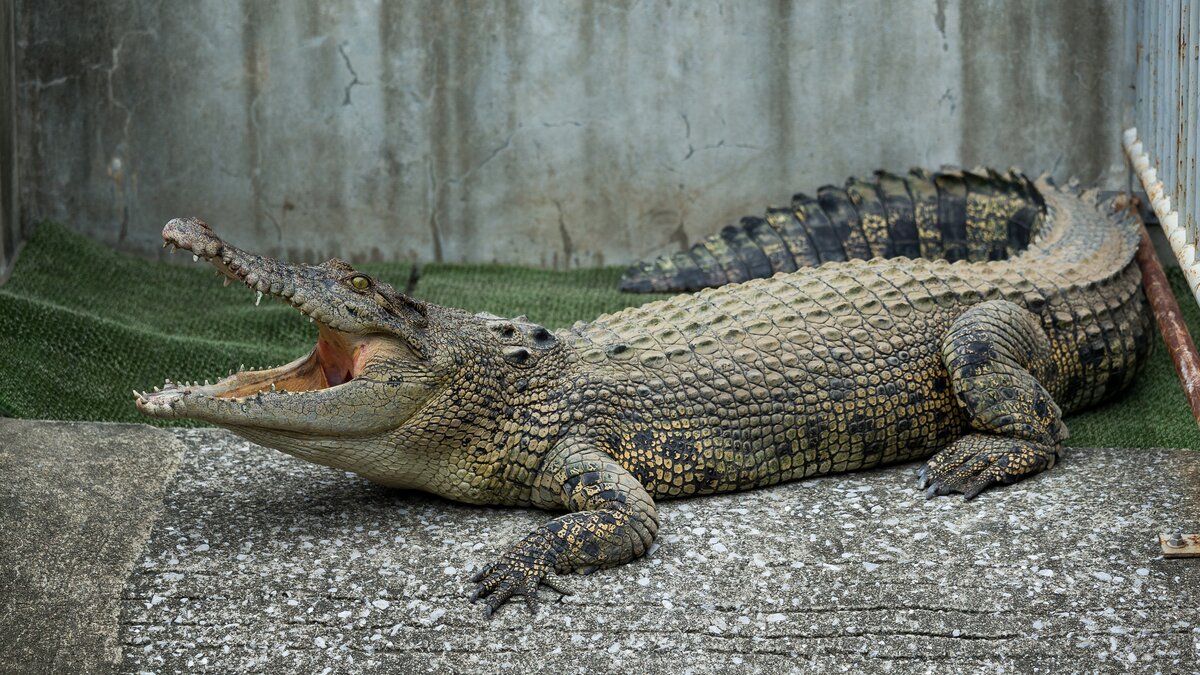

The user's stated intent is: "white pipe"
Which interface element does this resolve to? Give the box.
[1123,130,1197,301]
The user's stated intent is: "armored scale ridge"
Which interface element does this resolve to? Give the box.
[136,168,1152,615]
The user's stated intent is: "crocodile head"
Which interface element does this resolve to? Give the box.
[135,217,450,440]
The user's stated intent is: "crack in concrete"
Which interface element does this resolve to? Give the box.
[425,120,612,265]
[20,75,71,91]
[450,128,518,184]
[338,42,364,106]
[684,139,767,162]
[105,29,157,141]
[102,28,157,245]
[682,112,694,160]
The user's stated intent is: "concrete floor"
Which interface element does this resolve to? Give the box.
[2,419,1199,673]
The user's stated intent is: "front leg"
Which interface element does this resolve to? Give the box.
[470,437,659,616]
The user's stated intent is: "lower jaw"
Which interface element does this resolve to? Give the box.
[153,333,366,406]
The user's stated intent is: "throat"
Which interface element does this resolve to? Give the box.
[317,336,356,386]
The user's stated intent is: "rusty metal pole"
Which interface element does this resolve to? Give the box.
[1122,196,1200,426]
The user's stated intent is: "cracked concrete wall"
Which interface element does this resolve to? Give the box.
[16,1,1132,268]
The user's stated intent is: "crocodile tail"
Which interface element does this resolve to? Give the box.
[620,167,1049,292]
[989,168,1045,257]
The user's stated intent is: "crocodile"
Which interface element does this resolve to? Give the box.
[135,169,1152,615]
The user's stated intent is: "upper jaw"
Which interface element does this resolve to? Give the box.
[162,217,350,330]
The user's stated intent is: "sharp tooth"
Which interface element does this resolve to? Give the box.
[255,291,263,306]
[224,277,232,287]
[239,363,245,371]
[270,383,276,392]
[309,317,315,323]
[192,254,199,262]
[204,379,210,385]
[153,385,160,392]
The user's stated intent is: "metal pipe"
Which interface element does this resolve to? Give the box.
[1130,204,1200,426]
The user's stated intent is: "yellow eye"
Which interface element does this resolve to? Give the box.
[350,276,370,290]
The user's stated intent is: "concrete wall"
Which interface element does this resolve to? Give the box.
[1,0,17,280]
[15,1,1133,268]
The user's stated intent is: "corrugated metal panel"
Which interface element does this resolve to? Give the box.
[1127,0,1200,299]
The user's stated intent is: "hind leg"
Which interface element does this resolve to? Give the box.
[920,300,1066,499]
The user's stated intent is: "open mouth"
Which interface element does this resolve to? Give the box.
[135,324,372,405]
[133,220,379,416]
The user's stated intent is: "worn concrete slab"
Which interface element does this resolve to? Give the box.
[119,429,1200,673]
[0,419,184,674]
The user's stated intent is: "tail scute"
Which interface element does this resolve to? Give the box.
[620,167,1050,292]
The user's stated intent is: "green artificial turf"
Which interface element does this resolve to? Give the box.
[1,222,1197,448]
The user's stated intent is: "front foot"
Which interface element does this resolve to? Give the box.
[918,433,1058,500]
[469,532,572,617]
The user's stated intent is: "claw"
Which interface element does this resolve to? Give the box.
[963,480,992,501]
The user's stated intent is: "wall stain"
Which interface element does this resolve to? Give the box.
[959,0,1115,184]
[555,199,574,267]
[935,0,948,51]
[242,0,279,242]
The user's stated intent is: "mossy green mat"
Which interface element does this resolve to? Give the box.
[2,222,1198,448]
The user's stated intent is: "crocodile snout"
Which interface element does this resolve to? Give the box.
[163,217,223,258]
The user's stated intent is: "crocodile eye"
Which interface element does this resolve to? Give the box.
[349,275,370,290]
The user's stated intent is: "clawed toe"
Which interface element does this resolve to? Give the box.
[919,434,1057,501]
